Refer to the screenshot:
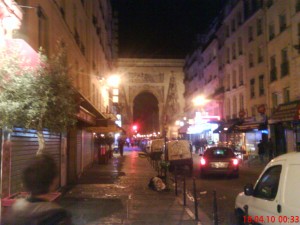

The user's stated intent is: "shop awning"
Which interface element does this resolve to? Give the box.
[178,124,189,134]
[213,120,242,133]
[86,124,123,133]
[234,122,267,133]
[269,100,300,124]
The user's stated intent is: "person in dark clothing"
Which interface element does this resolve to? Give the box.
[257,140,265,163]
[267,138,274,161]
[118,136,125,156]
[193,139,201,154]
[2,154,72,225]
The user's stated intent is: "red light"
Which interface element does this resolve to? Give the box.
[232,158,239,165]
[200,158,206,165]
[132,125,138,131]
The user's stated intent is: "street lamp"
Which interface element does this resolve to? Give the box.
[192,95,209,107]
[107,75,120,88]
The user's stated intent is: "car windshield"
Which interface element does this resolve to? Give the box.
[204,148,235,158]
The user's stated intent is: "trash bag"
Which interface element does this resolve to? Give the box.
[148,176,166,191]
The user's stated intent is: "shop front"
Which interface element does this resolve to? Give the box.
[187,114,221,147]
[234,116,268,156]
[269,100,300,155]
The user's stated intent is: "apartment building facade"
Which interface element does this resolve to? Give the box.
[184,0,300,156]
[0,0,116,197]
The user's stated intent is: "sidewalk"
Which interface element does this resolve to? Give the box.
[59,147,206,225]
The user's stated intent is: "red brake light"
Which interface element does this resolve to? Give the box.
[200,158,206,165]
[232,158,239,165]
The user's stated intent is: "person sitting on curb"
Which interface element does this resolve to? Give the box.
[2,154,72,225]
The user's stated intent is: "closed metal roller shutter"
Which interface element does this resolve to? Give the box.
[82,130,93,169]
[10,128,61,194]
[76,130,82,177]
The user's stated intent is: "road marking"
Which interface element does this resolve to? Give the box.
[177,197,203,225]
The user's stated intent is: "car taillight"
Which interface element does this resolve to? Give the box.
[200,158,206,165]
[232,158,239,165]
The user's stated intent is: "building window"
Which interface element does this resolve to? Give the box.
[283,87,290,103]
[239,65,244,85]
[259,74,264,96]
[226,25,230,37]
[231,19,236,32]
[257,18,263,36]
[239,94,244,111]
[269,24,275,40]
[270,55,277,82]
[227,99,231,119]
[257,46,263,63]
[233,96,237,118]
[250,78,255,98]
[232,43,236,60]
[227,74,231,91]
[297,0,300,12]
[232,70,237,89]
[238,37,243,55]
[248,26,253,42]
[272,92,278,112]
[281,48,289,77]
[279,14,287,33]
[226,47,230,63]
[249,53,254,68]
[37,6,49,55]
[237,12,242,25]
[266,0,273,8]
[251,106,256,117]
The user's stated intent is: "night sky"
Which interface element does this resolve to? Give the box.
[111,0,226,59]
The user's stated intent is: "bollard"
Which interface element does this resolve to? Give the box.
[183,174,186,206]
[193,177,198,221]
[175,166,178,196]
[213,190,218,225]
[244,205,249,225]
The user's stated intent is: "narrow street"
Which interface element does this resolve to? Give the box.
[59,147,200,225]
[59,147,264,225]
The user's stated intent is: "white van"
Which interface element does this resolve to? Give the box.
[166,140,193,175]
[235,152,300,225]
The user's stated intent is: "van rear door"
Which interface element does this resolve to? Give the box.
[247,162,284,225]
[281,163,300,218]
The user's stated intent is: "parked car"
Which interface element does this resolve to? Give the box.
[166,140,193,175]
[235,152,300,225]
[199,146,239,178]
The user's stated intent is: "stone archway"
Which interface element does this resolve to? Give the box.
[117,58,185,137]
[133,92,159,134]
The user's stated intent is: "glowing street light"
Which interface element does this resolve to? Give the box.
[193,95,209,107]
[107,75,120,88]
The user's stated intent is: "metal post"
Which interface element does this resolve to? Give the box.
[213,190,218,225]
[175,166,178,196]
[244,205,249,225]
[183,174,186,206]
[193,177,198,221]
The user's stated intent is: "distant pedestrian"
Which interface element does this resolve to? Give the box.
[3,154,72,225]
[118,136,125,156]
[257,140,265,163]
[267,138,274,161]
[193,139,201,154]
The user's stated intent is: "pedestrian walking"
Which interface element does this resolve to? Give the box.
[267,138,274,162]
[2,154,72,225]
[118,135,125,156]
[257,140,265,164]
[193,138,201,154]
